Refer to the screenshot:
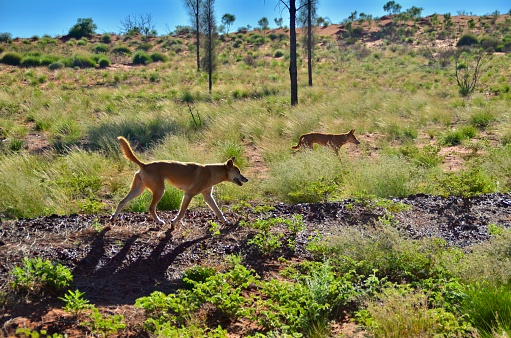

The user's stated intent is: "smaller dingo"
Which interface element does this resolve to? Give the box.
[292,129,360,153]
[111,136,248,227]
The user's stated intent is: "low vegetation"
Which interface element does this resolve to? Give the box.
[1,9,511,337]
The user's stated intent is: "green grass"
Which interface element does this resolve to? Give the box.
[0,20,510,220]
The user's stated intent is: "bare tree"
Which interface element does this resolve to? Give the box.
[183,0,203,71]
[201,0,217,93]
[119,13,156,36]
[454,48,489,97]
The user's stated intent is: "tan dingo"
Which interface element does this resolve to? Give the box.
[292,129,360,153]
[111,136,248,226]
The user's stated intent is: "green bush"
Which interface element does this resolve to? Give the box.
[150,52,168,62]
[182,266,217,289]
[10,257,73,294]
[20,55,41,67]
[0,52,22,65]
[92,43,109,54]
[436,166,496,197]
[480,35,500,51]
[70,54,96,68]
[360,286,474,337]
[77,38,88,46]
[40,55,60,66]
[48,61,65,70]
[97,56,111,68]
[456,34,479,47]
[100,34,112,43]
[441,126,477,146]
[470,110,495,129]
[137,42,153,51]
[400,144,443,168]
[133,51,152,65]
[112,45,131,55]
[274,50,285,58]
[68,18,97,39]
[0,32,12,42]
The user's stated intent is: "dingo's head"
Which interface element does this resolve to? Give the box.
[226,157,248,186]
[347,129,360,145]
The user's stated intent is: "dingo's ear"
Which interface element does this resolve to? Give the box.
[226,157,235,168]
[349,129,355,134]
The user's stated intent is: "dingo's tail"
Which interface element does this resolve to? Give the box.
[291,135,304,149]
[118,136,145,168]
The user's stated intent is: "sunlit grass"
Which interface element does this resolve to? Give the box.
[0,29,511,218]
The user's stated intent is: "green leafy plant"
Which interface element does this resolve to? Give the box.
[0,52,22,65]
[182,265,217,289]
[241,218,284,255]
[16,327,65,338]
[208,220,221,236]
[10,257,73,294]
[84,307,126,337]
[59,289,91,318]
[133,51,152,65]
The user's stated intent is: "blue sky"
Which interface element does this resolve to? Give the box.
[0,0,509,38]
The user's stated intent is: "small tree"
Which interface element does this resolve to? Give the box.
[454,48,489,97]
[274,17,283,28]
[258,17,270,30]
[201,0,217,93]
[221,13,235,33]
[383,1,402,15]
[68,18,97,39]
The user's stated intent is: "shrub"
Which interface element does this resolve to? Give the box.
[182,266,217,289]
[150,52,168,62]
[48,61,65,70]
[92,43,109,54]
[70,54,96,68]
[480,36,500,51]
[137,42,153,51]
[112,45,131,55]
[40,55,60,66]
[77,38,88,46]
[10,257,73,294]
[100,34,112,43]
[359,286,474,337]
[263,149,343,203]
[97,56,111,68]
[441,126,477,146]
[20,55,41,67]
[133,51,152,65]
[274,50,285,58]
[0,52,22,65]
[400,144,443,168]
[436,166,496,197]
[59,289,92,318]
[68,18,97,39]
[456,34,479,47]
[470,110,495,129]
[0,32,12,42]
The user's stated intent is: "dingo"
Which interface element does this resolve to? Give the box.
[111,136,248,226]
[292,129,360,153]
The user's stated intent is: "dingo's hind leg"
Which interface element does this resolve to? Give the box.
[111,172,146,221]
